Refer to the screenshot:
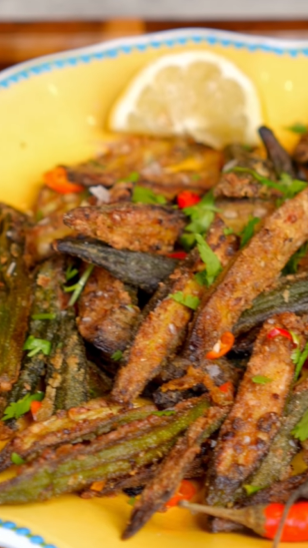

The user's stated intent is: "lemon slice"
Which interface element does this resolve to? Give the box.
[109,51,262,149]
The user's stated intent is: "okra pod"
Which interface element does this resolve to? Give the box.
[54,238,178,293]
[0,205,32,392]
[234,273,308,337]
[124,406,227,539]
[0,397,209,504]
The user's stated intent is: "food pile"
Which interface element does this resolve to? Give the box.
[1,124,308,546]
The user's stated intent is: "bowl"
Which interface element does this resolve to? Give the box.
[0,27,305,548]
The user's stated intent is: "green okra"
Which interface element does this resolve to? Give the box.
[0,398,209,504]
[0,205,32,393]
[234,273,308,337]
[54,238,178,293]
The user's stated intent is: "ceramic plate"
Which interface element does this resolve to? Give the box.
[0,28,307,548]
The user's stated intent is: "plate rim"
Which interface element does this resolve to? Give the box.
[0,518,58,548]
[1,27,308,90]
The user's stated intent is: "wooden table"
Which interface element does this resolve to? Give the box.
[1,19,308,71]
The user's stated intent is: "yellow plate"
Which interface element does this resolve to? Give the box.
[0,28,307,548]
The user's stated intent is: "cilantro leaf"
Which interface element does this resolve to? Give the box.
[243,484,263,496]
[11,453,25,465]
[293,342,308,380]
[252,375,272,384]
[64,264,94,306]
[195,234,222,286]
[183,190,219,235]
[23,336,51,358]
[132,186,166,205]
[240,217,260,248]
[111,350,123,361]
[152,410,176,417]
[124,171,140,183]
[292,409,308,441]
[180,233,196,251]
[283,242,308,275]
[285,123,308,134]
[169,291,200,310]
[3,392,44,421]
[127,496,136,506]
[66,263,79,281]
[228,167,307,199]
[223,227,234,236]
[31,313,57,321]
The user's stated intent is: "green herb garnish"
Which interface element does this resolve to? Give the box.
[180,233,196,251]
[132,186,166,205]
[169,291,200,310]
[195,234,222,286]
[223,227,234,236]
[240,217,260,248]
[124,171,140,183]
[3,392,44,421]
[152,410,176,417]
[243,484,263,496]
[228,167,307,199]
[66,263,79,281]
[11,453,25,465]
[292,409,308,441]
[292,341,308,380]
[127,496,136,506]
[191,173,201,181]
[31,313,57,321]
[64,264,94,306]
[183,190,219,236]
[283,242,308,275]
[252,375,272,384]
[111,350,123,361]
[285,123,308,134]
[23,336,51,357]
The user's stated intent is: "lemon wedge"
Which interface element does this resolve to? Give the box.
[109,51,263,149]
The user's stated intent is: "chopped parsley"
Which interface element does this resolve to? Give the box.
[124,171,140,183]
[169,291,200,310]
[240,217,261,248]
[152,410,176,417]
[3,392,44,421]
[292,409,308,441]
[223,227,234,236]
[31,313,57,321]
[111,350,123,361]
[252,375,272,385]
[195,234,222,286]
[292,341,308,380]
[285,123,308,134]
[65,263,79,281]
[132,186,166,205]
[183,190,219,238]
[11,453,25,465]
[64,264,94,306]
[243,484,263,496]
[127,496,136,506]
[283,242,308,275]
[23,336,51,357]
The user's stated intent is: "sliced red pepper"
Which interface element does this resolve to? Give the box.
[177,191,201,209]
[44,166,84,194]
[30,400,42,417]
[267,327,293,341]
[165,479,196,509]
[206,332,235,360]
[218,381,233,394]
[167,251,188,260]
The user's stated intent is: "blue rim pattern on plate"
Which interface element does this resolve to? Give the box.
[0,28,308,89]
[0,519,58,548]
